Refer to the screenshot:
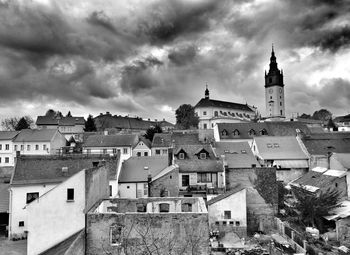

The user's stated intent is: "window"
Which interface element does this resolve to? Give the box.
[203,111,207,116]
[14,145,18,151]
[159,203,170,212]
[223,221,227,225]
[155,149,160,155]
[248,129,256,136]
[110,225,122,246]
[137,152,141,157]
[19,221,24,227]
[273,143,279,148]
[127,186,130,189]
[230,221,234,225]
[143,183,148,196]
[233,129,240,136]
[112,148,117,154]
[0,158,1,163]
[182,175,189,187]
[27,145,30,151]
[214,111,218,117]
[35,144,39,150]
[109,185,113,197]
[224,211,231,219]
[179,153,185,159]
[5,157,9,163]
[260,129,268,135]
[137,203,147,212]
[26,192,39,204]
[20,145,24,151]
[203,124,207,129]
[144,152,148,156]
[200,153,206,159]
[123,148,128,154]
[181,203,192,212]
[43,144,47,151]
[5,144,9,150]
[0,144,2,150]
[241,150,247,154]
[280,110,283,115]
[236,221,240,226]
[197,173,217,183]
[270,96,272,99]
[221,129,228,136]
[103,149,107,154]
[280,102,282,106]
[67,188,74,201]
[267,143,272,148]
[335,183,338,187]
[162,149,167,154]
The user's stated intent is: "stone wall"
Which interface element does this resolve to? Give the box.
[150,167,179,197]
[337,217,350,246]
[86,212,210,255]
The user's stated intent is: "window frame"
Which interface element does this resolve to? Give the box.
[224,210,231,219]
[67,188,74,201]
[26,192,39,204]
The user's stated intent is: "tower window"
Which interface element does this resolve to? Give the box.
[214,111,218,117]
[280,102,282,106]
[270,96,272,99]
[269,78,272,83]
[280,110,283,115]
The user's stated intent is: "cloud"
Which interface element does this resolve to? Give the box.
[168,44,198,66]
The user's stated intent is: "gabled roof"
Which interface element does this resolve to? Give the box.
[214,142,260,168]
[83,134,138,147]
[11,155,119,186]
[207,185,245,206]
[152,133,172,147]
[302,133,350,155]
[137,136,152,149]
[172,133,201,145]
[119,156,169,183]
[36,116,85,126]
[174,144,224,173]
[195,98,254,112]
[13,129,61,142]
[334,114,350,123]
[254,136,308,160]
[0,131,19,140]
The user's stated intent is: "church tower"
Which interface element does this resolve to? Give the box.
[265,45,285,119]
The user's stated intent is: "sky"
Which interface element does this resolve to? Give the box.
[0,0,350,123]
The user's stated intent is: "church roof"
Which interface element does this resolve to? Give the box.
[195,98,254,112]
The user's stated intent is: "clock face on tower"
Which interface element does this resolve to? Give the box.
[279,88,282,93]
[269,88,273,94]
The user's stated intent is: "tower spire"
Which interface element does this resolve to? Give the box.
[205,83,209,99]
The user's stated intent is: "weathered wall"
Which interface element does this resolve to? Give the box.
[85,166,109,211]
[225,167,277,234]
[86,212,210,255]
[337,217,350,247]
[150,167,179,197]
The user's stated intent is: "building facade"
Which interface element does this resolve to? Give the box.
[0,131,19,167]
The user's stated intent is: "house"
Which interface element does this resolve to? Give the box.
[174,144,225,198]
[213,142,261,169]
[0,131,19,167]
[151,133,172,156]
[132,136,152,157]
[82,133,138,162]
[330,153,350,198]
[334,114,350,131]
[86,197,210,255]
[36,115,85,141]
[13,129,67,156]
[301,132,350,169]
[251,136,309,183]
[207,186,247,238]
[195,87,256,129]
[118,156,178,198]
[8,155,118,239]
[26,163,109,255]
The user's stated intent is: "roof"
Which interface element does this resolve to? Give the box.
[13,129,60,142]
[36,116,85,126]
[83,134,138,147]
[172,133,201,145]
[11,155,119,185]
[207,185,245,206]
[0,131,19,140]
[217,122,312,140]
[334,114,350,123]
[214,142,260,168]
[152,133,172,147]
[0,183,9,212]
[119,156,169,183]
[195,98,254,112]
[174,144,224,173]
[254,136,308,160]
[302,133,350,155]
[333,153,350,169]
[137,136,152,148]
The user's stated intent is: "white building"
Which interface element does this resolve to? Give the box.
[13,129,67,156]
[194,87,256,130]
[8,155,118,239]
[0,131,19,167]
[132,136,152,157]
[82,134,138,162]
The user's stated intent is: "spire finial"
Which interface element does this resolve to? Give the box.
[205,82,209,99]
[272,43,274,53]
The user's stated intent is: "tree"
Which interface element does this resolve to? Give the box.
[312,109,332,122]
[45,109,63,118]
[84,114,97,132]
[175,104,199,129]
[144,125,162,142]
[66,111,72,117]
[1,116,34,131]
[292,187,341,231]
[299,113,312,119]
[15,117,30,130]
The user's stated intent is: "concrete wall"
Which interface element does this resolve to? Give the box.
[9,184,56,238]
[27,171,86,255]
[150,167,179,197]
[276,168,308,183]
[85,166,109,211]
[83,146,131,162]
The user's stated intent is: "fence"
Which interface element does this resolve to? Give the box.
[275,217,307,254]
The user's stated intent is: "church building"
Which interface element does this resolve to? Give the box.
[264,46,285,121]
[194,87,256,130]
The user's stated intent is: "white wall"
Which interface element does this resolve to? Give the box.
[27,171,86,255]
[0,140,15,166]
[13,142,51,156]
[83,146,132,162]
[132,142,151,157]
[9,184,56,238]
[179,172,225,189]
[118,182,148,198]
[208,189,247,227]
[265,86,285,118]
[151,147,168,156]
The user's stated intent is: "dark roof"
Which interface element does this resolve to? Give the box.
[195,98,254,112]
[152,133,172,147]
[40,229,84,255]
[13,129,62,142]
[217,121,312,139]
[254,136,308,160]
[11,155,119,185]
[83,134,138,147]
[36,116,85,126]
[0,166,14,179]
[138,136,152,148]
[214,142,260,168]
[302,133,350,155]
[0,183,9,212]
[119,157,169,183]
[0,131,19,140]
[172,133,201,145]
[174,144,224,173]
[292,170,344,190]
[207,185,244,206]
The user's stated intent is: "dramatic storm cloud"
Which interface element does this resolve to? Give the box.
[0,0,349,123]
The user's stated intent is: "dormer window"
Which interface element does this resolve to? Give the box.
[221,129,228,136]
[267,143,273,148]
[273,143,279,148]
[233,129,240,136]
[200,153,207,159]
[260,129,268,135]
[248,129,256,136]
[179,153,185,159]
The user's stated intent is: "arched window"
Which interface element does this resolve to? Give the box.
[214,111,218,117]
[221,129,228,136]
[233,129,240,136]
[260,129,268,135]
[248,129,256,136]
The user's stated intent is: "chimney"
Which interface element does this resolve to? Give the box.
[163,118,165,121]
[252,164,256,168]
[145,167,152,197]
